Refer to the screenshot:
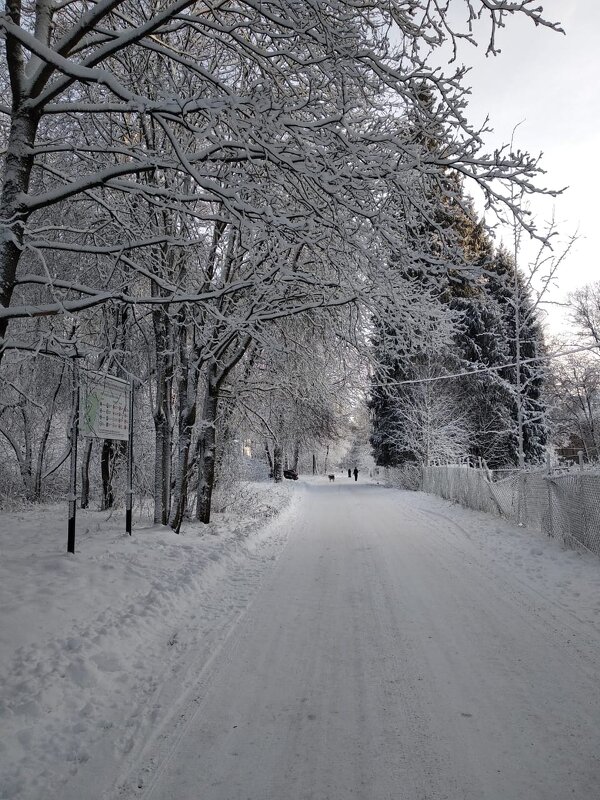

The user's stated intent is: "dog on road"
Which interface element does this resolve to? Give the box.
[328,474,335,482]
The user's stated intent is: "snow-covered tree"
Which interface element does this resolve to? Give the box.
[0,1,561,362]
[0,1,564,522]
[369,290,461,467]
[235,314,349,481]
[548,353,600,462]
[0,352,68,500]
[370,223,550,470]
[570,281,600,349]
[450,286,516,467]
[484,246,548,465]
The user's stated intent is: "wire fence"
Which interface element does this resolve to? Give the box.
[420,462,600,558]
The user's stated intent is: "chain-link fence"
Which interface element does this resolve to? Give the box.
[544,473,600,555]
[421,463,600,558]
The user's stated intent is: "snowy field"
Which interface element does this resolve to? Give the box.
[2,479,600,800]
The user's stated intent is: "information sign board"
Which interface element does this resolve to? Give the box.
[80,372,130,440]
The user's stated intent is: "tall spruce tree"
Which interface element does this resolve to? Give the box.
[450,287,516,467]
[485,246,548,465]
[370,215,548,469]
[369,87,547,469]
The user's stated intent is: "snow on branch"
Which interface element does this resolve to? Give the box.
[0,0,564,371]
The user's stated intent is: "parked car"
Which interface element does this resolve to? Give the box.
[283,468,298,480]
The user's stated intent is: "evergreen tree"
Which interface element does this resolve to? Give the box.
[368,91,547,469]
[369,320,419,467]
[369,281,462,467]
[485,247,548,464]
[451,289,516,467]
[370,220,548,469]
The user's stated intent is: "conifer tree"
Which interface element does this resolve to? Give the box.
[370,212,548,469]
[485,247,548,464]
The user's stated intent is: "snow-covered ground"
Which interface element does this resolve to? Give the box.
[0,483,297,800]
[2,479,600,800]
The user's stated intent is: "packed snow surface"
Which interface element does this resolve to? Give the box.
[2,479,600,799]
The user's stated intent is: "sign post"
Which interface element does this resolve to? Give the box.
[126,382,134,535]
[80,371,133,535]
[67,361,80,554]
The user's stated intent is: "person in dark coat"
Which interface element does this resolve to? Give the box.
[348,468,351,478]
[353,467,358,482]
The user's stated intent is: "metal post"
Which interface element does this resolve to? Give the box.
[546,451,553,538]
[125,381,134,535]
[517,470,525,527]
[67,361,80,554]
[577,450,586,547]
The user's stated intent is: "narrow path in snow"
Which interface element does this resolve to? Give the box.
[126,482,600,800]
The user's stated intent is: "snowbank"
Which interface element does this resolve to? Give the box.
[0,482,299,800]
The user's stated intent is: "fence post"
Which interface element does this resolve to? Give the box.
[577,451,586,548]
[125,380,134,536]
[516,467,525,527]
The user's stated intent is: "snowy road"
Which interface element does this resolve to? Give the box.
[126,482,600,800]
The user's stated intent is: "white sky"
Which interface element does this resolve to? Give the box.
[441,0,599,335]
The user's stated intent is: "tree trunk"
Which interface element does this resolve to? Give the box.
[292,441,300,472]
[273,444,283,483]
[312,453,317,475]
[20,459,34,501]
[0,109,39,365]
[151,297,174,525]
[194,337,252,523]
[169,389,197,533]
[100,439,126,509]
[154,414,171,524]
[196,387,218,524]
[101,440,115,509]
[169,336,199,532]
[80,439,93,509]
[33,363,66,502]
[265,442,274,478]
[19,405,34,500]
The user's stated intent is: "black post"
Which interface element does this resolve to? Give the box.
[67,361,80,554]
[125,381,134,535]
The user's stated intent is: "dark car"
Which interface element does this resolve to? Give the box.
[283,468,299,480]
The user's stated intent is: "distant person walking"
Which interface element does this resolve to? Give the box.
[353,467,358,482]
[348,468,351,478]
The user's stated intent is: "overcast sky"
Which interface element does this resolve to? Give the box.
[442,0,599,334]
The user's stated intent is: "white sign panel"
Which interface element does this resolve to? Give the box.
[80,372,130,440]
